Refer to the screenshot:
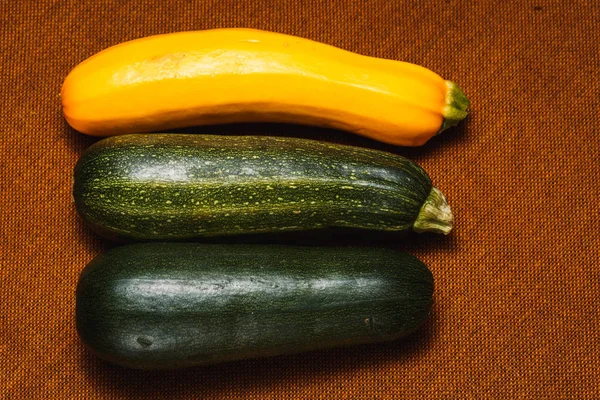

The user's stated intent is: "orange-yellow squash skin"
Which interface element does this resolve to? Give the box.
[61,28,469,146]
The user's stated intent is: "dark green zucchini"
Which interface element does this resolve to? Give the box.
[76,243,434,369]
[73,134,452,240]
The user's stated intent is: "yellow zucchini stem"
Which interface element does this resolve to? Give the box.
[413,187,453,235]
[439,81,470,133]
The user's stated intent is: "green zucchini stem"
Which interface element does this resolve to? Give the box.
[439,81,470,133]
[413,187,453,235]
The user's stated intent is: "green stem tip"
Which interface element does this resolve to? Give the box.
[413,187,453,235]
[439,81,470,133]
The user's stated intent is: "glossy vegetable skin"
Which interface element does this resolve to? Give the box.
[61,28,469,146]
[76,243,435,369]
[73,134,453,241]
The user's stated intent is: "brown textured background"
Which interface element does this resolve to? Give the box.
[1,1,599,398]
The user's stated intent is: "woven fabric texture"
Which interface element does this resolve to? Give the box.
[1,1,599,398]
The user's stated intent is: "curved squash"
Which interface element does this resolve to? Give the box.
[61,28,469,146]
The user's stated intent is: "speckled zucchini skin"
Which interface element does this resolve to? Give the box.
[73,134,433,240]
[76,243,434,369]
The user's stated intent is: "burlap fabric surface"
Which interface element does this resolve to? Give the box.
[1,1,599,398]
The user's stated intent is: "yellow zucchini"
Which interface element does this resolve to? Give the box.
[61,28,469,146]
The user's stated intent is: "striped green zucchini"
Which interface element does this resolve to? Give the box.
[73,134,452,240]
